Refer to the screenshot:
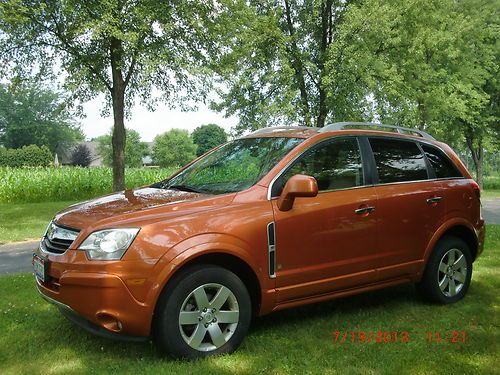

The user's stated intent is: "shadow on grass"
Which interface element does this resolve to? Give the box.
[251,283,418,333]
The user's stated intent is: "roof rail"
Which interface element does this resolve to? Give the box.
[250,126,319,135]
[320,122,435,140]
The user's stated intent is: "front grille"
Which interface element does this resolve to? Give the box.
[43,237,74,254]
[41,222,79,255]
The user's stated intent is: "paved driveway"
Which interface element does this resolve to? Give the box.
[482,199,500,226]
[1,199,499,275]
[0,241,38,275]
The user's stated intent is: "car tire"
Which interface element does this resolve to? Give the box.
[418,236,473,304]
[153,264,252,359]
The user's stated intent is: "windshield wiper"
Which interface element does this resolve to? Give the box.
[167,184,207,194]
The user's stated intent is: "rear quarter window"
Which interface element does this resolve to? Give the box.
[369,138,428,183]
[421,144,463,179]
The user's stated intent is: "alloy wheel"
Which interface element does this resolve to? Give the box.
[178,283,240,352]
[437,248,468,297]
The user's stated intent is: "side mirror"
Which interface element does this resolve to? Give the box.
[277,174,318,212]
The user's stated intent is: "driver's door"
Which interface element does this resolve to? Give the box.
[271,137,379,303]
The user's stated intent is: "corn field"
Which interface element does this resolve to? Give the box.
[0,167,176,203]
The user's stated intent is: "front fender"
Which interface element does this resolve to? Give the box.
[144,233,267,311]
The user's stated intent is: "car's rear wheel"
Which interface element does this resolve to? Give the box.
[154,265,251,359]
[418,236,473,304]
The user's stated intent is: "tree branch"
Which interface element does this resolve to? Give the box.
[37,1,112,92]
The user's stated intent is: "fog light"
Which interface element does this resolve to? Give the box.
[96,312,122,332]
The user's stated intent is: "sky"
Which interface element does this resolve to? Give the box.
[80,95,238,142]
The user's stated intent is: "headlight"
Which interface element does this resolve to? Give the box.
[78,228,140,260]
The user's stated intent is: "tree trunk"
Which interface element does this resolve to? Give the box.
[110,36,126,191]
[317,88,327,127]
[464,125,484,189]
[283,0,311,127]
[111,86,126,191]
[470,144,484,189]
[316,0,333,128]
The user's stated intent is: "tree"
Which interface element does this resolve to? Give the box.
[0,83,83,154]
[192,124,227,156]
[331,0,498,187]
[70,143,92,167]
[0,0,224,190]
[152,129,196,167]
[96,128,148,168]
[212,0,363,133]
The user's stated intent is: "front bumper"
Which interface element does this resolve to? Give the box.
[37,285,147,342]
[34,249,155,337]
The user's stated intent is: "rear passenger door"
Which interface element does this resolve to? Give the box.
[367,137,446,280]
[420,143,472,222]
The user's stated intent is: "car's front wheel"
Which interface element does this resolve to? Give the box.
[154,265,251,359]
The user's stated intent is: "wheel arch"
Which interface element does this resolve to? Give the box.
[439,225,478,261]
[425,219,479,262]
[172,252,262,317]
[150,246,263,335]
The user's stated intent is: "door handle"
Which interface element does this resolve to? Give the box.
[355,206,376,215]
[426,196,443,204]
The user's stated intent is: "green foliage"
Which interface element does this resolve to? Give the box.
[0,83,83,154]
[0,0,228,189]
[211,0,360,132]
[0,167,176,203]
[329,0,498,184]
[0,145,52,167]
[484,175,500,190]
[95,129,149,168]
[192,124,228,156]
[152,129,197,167]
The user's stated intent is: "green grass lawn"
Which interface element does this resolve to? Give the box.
[482,189,500,198]
[0,226,498,374]
[0,201,75,244]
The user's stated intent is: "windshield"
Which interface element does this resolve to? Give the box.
[154,137,304,195]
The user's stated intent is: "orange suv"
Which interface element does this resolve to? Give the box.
[34,122,485,358]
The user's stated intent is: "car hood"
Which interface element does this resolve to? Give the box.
[54,187,233,230]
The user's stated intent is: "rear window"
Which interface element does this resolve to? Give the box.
[369,138,428,183]
[421,144,463,179]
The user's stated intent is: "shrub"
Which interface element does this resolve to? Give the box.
[95,129,149,168]
[152,129,197,167]
[192,124,228,156]
[0,145,52,167]
[70,144,92,167]
[484,175,500,190]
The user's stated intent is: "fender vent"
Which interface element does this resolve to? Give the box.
[267,222,276,278]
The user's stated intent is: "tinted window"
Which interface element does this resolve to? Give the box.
[421,144,462,179]
[274,138,364,195]
[369,138,428,183]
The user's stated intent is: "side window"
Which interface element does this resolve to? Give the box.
[274,138,364,195]
[421,144,463,179]
[369,138,428,183]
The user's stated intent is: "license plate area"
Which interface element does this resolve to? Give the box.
[33,254,48,282]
